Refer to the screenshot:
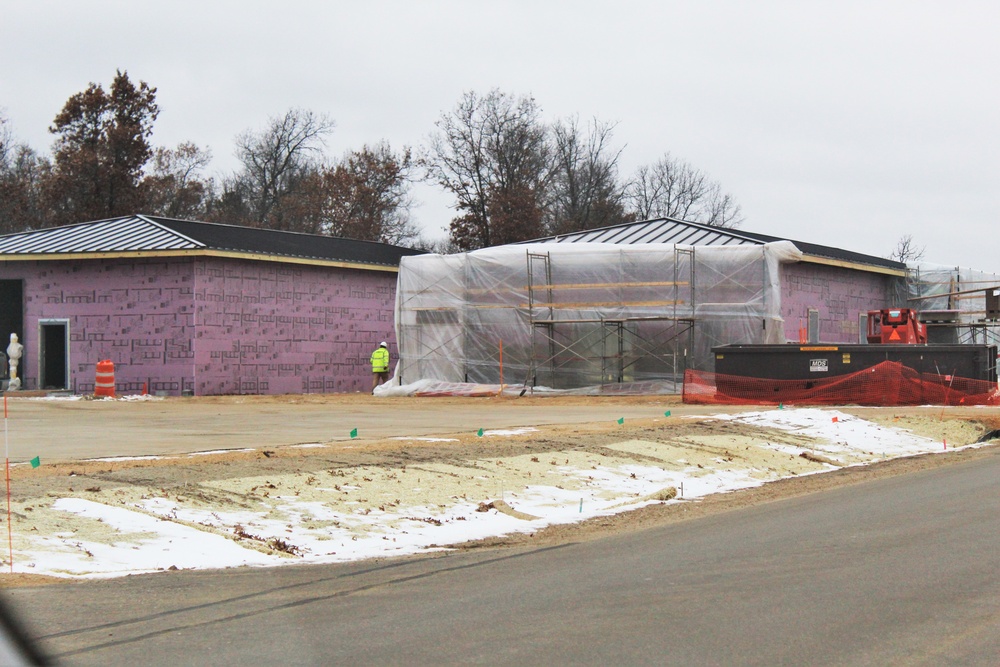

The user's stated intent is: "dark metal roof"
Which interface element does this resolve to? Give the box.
[530,217,905,272]
[0,215,424,267]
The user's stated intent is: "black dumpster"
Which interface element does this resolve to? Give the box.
[712,344,997,384]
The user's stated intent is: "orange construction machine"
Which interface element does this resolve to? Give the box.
[866,308,927,344]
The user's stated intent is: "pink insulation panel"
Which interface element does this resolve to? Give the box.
[0,256,398,395]
[780,262,898,343]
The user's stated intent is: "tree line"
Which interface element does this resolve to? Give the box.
[1,72,744,250]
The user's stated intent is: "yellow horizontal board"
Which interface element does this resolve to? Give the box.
[0,249,400,273]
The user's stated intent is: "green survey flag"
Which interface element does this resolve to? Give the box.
[664,411,671,417]
[350,428,358,438]
[617,417,624,425]
[30,456,40,468]
[477,428,484,437]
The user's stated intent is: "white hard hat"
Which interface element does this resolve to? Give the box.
[380,341,387,347]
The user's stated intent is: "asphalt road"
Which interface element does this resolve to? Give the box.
[6,446,1000,665]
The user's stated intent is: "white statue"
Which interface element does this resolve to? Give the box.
[6,333,23,391]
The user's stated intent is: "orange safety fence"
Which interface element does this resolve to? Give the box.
[683,360,1000,407]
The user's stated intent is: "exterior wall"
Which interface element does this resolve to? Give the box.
[193,258,398,395]
[0,257,196,393]
[0,256,399,395]
[780,262,900,343]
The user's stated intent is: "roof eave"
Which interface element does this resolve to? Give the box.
[0,248,401,272]
[798,253,907,277]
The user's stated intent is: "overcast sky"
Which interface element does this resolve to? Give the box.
[3,1,997,271]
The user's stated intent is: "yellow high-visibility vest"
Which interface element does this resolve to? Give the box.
[371,346,389,372]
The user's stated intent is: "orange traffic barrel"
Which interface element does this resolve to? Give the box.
[95,360,115,398]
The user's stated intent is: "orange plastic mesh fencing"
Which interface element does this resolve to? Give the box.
[683,360,1000,407]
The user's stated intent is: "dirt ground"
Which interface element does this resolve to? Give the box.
[1,393,999,587]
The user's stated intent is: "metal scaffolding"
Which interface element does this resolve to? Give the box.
[392,241,799,394]
[906,263,1000,347]
[523,248,695,392]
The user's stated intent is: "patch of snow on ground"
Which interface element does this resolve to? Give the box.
[23,499,274,577]
[86,455,164,463]
[482,427,538,436]
[11,408,966,579]
[391,437,460,442]
[714,408,942,460]
[26,395,83,401]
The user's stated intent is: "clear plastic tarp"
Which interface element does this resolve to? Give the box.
[905,261,1000,346]
[389,241,802,394]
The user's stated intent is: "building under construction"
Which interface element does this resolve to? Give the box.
[390,218,1000,396]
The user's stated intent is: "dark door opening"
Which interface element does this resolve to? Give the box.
[0,279,24,343]
[39,322,68,390]
[0,280,24,382]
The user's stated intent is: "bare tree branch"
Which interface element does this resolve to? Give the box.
[225,108,335,229]
[888,234,925,263]
[320,142,418,245]
[0,112,48,233]
[422,89,550,250]
[624,153,742,228]
[144,142,215,219]
[546,116,629,234]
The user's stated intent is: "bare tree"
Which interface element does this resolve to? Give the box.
[625,153,743,228]
[320,142,418,245]
[0,113,13,167]
[546,116,629,235]
[423,89,550,250]
[888,234,925,263]
[702,182,744,228]
[219,108,334,230]
[210,114,421,245]
[143,142,214,219]
[0,113,48,233]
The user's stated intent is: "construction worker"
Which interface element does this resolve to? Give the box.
[371,341,390,393]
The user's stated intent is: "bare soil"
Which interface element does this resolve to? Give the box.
[1,394,998,587]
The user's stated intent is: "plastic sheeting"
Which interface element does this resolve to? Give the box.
[390,241,802,393]
[905,262,1000,346]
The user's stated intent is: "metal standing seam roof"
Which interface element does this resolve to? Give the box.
[0,214,425,267]
[529,217,905,272]
[0,215,203,254]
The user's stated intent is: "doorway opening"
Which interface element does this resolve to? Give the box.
[39,320,69,390]
[0,280,25,384]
